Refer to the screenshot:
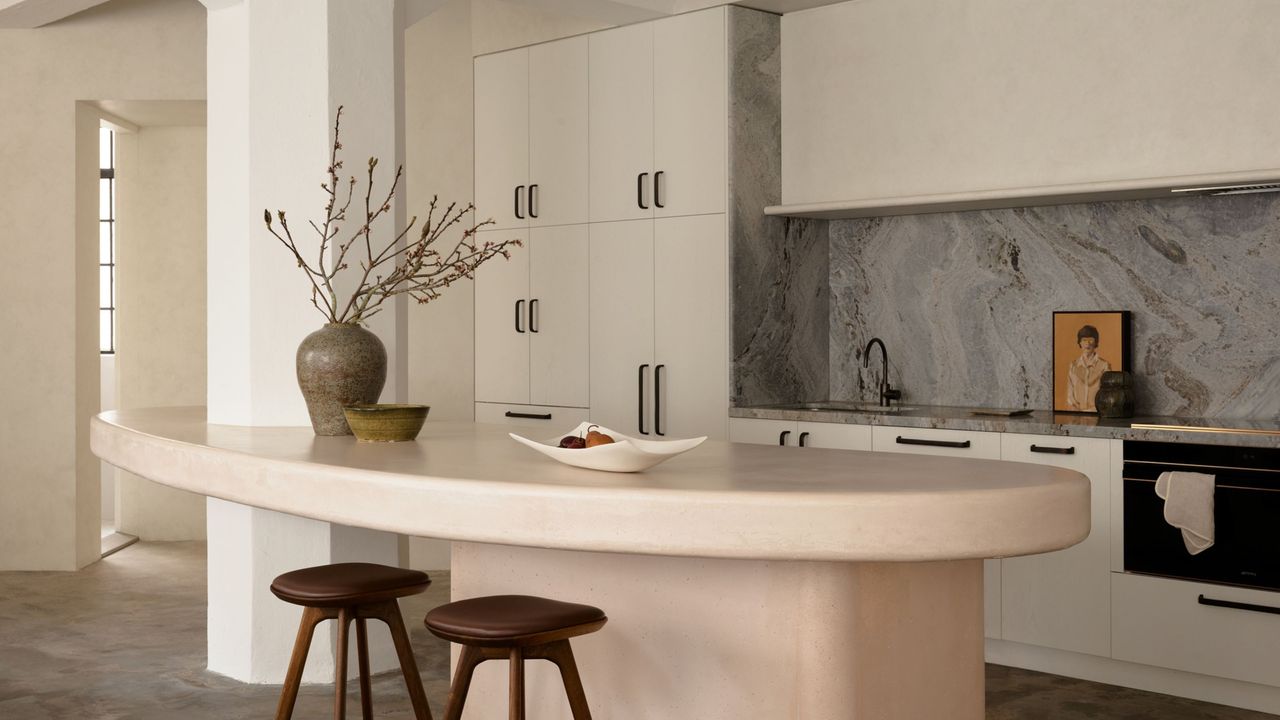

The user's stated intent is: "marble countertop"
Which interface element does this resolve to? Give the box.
[91,406,1089,563]
[731,403,1280,448]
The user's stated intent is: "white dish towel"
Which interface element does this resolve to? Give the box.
[1154,471,1215,555]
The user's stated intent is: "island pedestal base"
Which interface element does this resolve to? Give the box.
[452,543,984,719]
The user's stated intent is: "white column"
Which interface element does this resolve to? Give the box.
[205,0,408,683]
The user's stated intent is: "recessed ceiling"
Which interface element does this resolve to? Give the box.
[93,100,207,128]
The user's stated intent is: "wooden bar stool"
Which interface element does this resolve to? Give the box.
[270,562,434,720]
[425,595,607,720]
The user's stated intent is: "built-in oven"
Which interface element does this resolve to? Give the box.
[1124,439,1280,593]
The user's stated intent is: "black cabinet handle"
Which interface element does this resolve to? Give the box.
[1030,444,1075,455]
[529,299,538,333]
[528,184,538,219]
[896,436,971,449]
[638,364,649,435]
[1198,594,1280,616]
[514,185,525,219]
[654,364,665,436]
[654,171,664,208]
[637,172,649,209]
[514,299,525,333]
[779,430,791,446]
[798,431,810,447]
[505,411,551,420]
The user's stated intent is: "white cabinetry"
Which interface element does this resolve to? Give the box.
[591,215,727,440]
[589,8,726,223]
[475,225,588,408]
[999,434,1111,657]
[1113,573,1280,688]
[475,36,587,230]
[871,425,1003,639]
[729,418,871,451]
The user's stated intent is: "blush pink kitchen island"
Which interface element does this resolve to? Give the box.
[92,406,1089,719]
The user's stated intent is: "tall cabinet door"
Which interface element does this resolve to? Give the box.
[475,48,529,231]
[653,8,726,218]
[654,214,727,440]
[589,23,655,224]
[529,225,588,407]
[474,229,530,404]
[529,37,588,228]
[589,220,655,435]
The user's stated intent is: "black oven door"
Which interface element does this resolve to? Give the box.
[1124,443,1280,591]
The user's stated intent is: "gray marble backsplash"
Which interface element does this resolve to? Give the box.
[828,194,1280,419]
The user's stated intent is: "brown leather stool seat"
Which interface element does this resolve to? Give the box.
[271,563,434,720]
[426,595,607,720]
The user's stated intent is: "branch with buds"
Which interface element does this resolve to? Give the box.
[263,106,521,325]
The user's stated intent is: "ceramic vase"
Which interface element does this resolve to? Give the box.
[296,323,387,435]
[1094,370,1135,419]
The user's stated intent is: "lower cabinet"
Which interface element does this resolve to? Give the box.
[1113,572,1280,687]
[869,425,1003,639]
[475,402,590,429]
[728,418,871,450]
[999,434,1112,657]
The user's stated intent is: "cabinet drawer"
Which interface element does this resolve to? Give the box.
[728,418,795,446]
[475,403,589,428]
[870,426,1000,459]
[794,421,871,451]
[1112,572,1280,687]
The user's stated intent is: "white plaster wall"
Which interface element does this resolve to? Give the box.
[782,0,1280,204]
[402,0,609,570]
[0,0,205,570]
[114,126,208,541]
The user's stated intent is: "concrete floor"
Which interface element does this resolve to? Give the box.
[0,542,1274,720]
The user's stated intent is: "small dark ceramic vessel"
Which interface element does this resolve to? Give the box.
[296,323,387,435]
[343,404,430,442]
[1095,371,1135,419]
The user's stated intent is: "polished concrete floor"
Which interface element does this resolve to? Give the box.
[0,542,1274,719]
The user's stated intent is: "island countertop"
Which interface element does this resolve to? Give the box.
[91,406,1090,562]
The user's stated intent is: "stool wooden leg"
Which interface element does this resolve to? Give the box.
[509,647,525,720]
[335,607,352,720]
[275,606,331,720]
[442,645,486,720]
[540,640,593,720]
[365,600,434,720]
[355,617,373,720]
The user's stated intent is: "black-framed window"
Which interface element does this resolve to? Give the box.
[99,127,115,354]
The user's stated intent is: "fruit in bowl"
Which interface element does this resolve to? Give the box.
[510,422,705,473]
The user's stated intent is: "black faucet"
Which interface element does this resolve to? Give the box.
[863,337,903,407]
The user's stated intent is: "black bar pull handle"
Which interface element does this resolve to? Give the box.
[514,299,525,333]
[1198,594,1280,616]
[896,436,971,449]
[505,411,552,420]
[654,364,665,436]
[529,299,539,333]
[514,185,525,219]
[637,172,649,209]
[528,184,538,219]
[654,171,665,208]
[1031,444,1075,455]
[779,430,791,446]
[798,431,810,448]
[638,364,649,435]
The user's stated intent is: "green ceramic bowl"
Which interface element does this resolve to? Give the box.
[342,403,430,442]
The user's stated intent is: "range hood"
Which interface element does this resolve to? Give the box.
[765,169,1280,220]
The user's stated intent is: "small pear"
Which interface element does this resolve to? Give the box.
[584,424,614,448]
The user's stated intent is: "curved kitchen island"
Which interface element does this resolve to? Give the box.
[92,407,1090,719]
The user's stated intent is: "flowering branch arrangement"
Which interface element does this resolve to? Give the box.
[264,106,521,325]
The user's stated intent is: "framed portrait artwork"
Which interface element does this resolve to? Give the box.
[1052,311,1131,413]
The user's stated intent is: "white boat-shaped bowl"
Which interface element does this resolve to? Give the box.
[509,422,707,473]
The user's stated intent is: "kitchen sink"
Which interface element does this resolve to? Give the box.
[776,401,916,414]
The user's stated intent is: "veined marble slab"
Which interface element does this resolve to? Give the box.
[826,193,1280,419]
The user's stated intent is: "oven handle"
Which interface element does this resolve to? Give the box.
[1198,594,1280,616]
[1124,476,1280,493]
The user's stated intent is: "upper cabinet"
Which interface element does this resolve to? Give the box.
[589,9,727,223]
[775,0,1280,219]
[475,36,588,231]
